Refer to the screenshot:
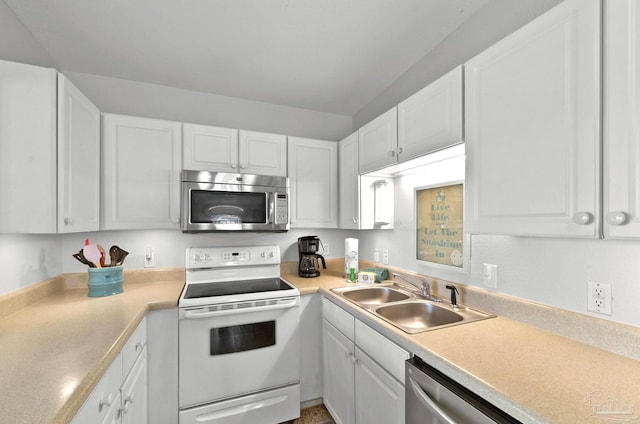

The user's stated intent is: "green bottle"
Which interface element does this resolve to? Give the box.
[349,267,356,282]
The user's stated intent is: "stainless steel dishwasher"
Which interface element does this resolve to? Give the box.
[406,356,522,424]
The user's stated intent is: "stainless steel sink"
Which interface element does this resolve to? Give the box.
[375,301,463,331]
[331,284,495,334]
[341,286,411,305]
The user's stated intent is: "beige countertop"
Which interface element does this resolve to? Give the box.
[2,263,639,424]
[0,269,184,424]
[282,264,640,424]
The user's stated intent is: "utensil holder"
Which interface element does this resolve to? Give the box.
[87,266,124,297]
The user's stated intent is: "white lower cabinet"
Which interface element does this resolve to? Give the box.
[300,294,324,403]
[72,318,148,424]
[322,298,409,424]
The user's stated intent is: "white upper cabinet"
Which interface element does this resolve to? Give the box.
[183,124,286,177]
[397,65,463,162]
[288,137,338,228]
[465,0,600,237]
[0,60,57,233]
[57,74,101,233]
[339,132,360,229]
[102,114,182,230]
[603,0,640,238]
[239,130,287,176]
[358,108,398,174]
[183,123,238,172]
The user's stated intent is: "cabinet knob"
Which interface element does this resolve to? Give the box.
[231,164,237,169]
[172,218,180,224]
[388,150,396,158]
[606,211,629,226]
[240,164,246,169]
[99,393,114,410]
[123,394,134,413]
[135,341,144,351]
[572,212,593,225]
[353,218,357,224]
[64,217,73,226]
[397,147,403,156]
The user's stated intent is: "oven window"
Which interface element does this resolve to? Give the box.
[191,190,267,224]
[210,321,276,355]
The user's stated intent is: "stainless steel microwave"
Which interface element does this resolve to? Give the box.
[181,171,289,232]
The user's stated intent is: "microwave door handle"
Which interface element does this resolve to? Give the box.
[267,192,274,224]
[408,377,458,424]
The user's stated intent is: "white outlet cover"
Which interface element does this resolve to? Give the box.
[587,282,612,315]
[373,249,380,263]
[324,243,330,255]
[382,250,389,265]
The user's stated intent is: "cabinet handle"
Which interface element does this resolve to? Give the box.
[64,217,73,226]
[99,393,114,410]
[123,394,134,413]
[606,211,629,226]
[572,212,593,225]
[388,150,396,158]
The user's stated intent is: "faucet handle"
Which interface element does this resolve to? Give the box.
[445,284,460,308]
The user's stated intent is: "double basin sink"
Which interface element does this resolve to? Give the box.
[331,283,495,334]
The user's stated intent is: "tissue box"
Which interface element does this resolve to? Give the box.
[87,266,124,297]
[358,271,377,284]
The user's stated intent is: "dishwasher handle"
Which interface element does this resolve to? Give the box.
[182,298,298,319]
[409,376,458,424]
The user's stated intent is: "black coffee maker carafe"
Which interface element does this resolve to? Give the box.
[298,236,326,278]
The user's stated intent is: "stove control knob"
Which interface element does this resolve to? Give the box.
[269,251,274,258]
[261,252,266,258]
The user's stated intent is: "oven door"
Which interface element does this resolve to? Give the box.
[178,297,300,409]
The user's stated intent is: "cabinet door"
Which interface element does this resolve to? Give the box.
[354,347,404,424]
[121,348,148,424]
[338,132,360,229]
[323,321,355,424]
[358,107,398,174]
[102,114,182,230]
[57,74,101,233]
[183,123,238,172]
[288,137,338,228]
[603,0,640,238]
[239,130,287,176]
[397,66,463,162]
[0,60,57,233]
[465,0,600,237]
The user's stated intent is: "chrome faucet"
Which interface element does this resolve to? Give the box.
[392,273,432,299]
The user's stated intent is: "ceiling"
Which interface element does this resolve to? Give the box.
[5,0,487,116]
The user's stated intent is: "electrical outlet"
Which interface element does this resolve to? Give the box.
[482,264,498,289]
[374,249,380,263]
[324,243,330,255]
[587,282,612,315]
[382,249,389,265]
[144,246,155,268]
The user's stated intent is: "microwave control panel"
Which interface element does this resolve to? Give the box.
[274,193,288,224]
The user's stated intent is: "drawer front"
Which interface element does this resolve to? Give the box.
[322,297,354,341]
[355,319,409,383]
[122,317,147,379]
[71,353,122,424]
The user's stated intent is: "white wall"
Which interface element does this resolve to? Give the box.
[356,156,640,329]
[353,0,563,128]
[0,234,62,294]
[62,229,352,273]
[65,71,352,141]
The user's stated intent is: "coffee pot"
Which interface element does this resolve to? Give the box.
[298,236,326,278]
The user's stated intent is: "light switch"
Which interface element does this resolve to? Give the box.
[483,264,498,288]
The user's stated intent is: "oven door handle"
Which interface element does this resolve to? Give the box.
[183,299,298,319]
[409,376,458,424]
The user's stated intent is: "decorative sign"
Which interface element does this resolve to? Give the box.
[416,183,463,267]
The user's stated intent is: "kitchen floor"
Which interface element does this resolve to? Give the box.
[283,404,335,424]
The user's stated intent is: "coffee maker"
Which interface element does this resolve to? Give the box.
[298,236,326,278]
